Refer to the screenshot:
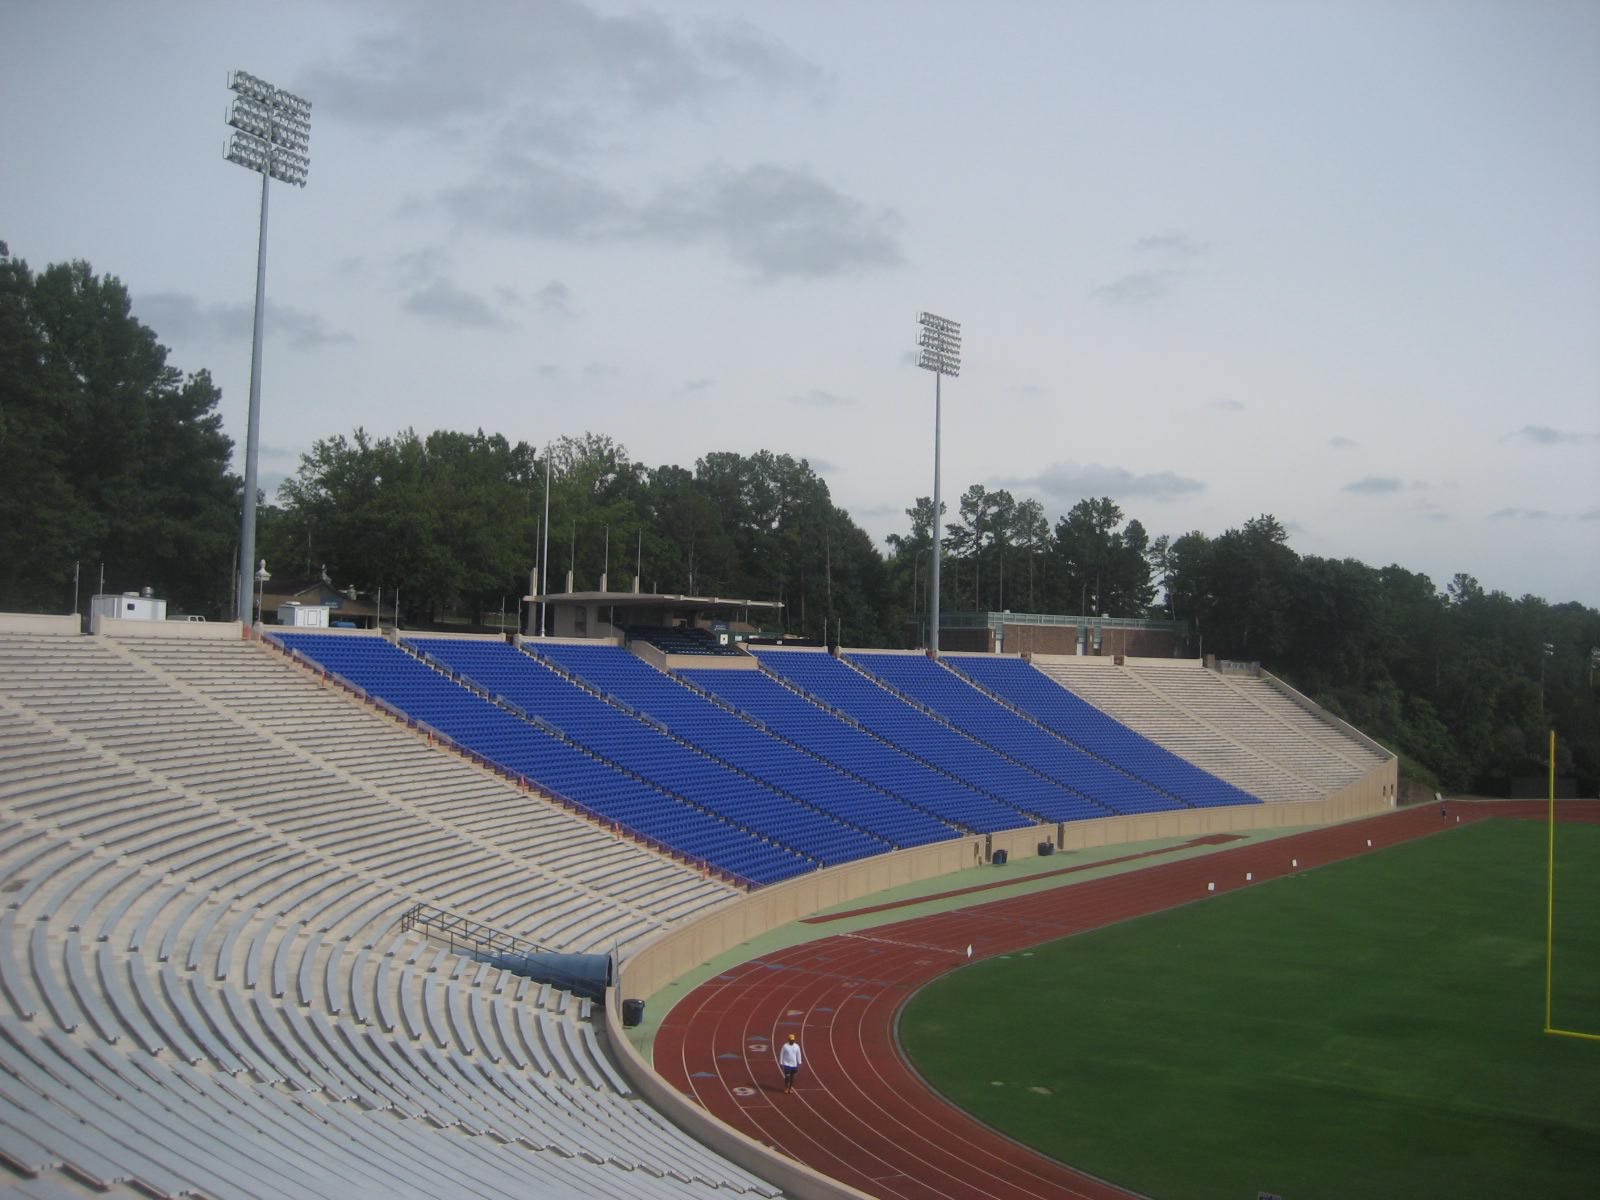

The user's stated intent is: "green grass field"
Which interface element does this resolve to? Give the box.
[899,819,1600,1200]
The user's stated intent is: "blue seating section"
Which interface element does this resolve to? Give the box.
[527,642,955,849]
[850,653,1190,816]
[949,656,1261,809]
[273,633,1259,888]
[273,633,812,885]
[750,651,1107,824]
[406,638,886,868]
[681,667,1028,834]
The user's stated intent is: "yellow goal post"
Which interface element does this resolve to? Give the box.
[1544,729,1599,1042]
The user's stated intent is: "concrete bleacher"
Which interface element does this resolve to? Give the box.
[939,654,1260,809]
[0,627,778,1199]
[1038,657,1384,801]
[119,634,734,936]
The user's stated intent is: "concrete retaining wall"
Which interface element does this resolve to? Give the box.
[0,613,81,635]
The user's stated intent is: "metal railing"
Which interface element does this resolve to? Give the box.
[939,609,1187,633]
[399,902,549,958]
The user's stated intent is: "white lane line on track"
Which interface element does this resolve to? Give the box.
[838,932,967,956]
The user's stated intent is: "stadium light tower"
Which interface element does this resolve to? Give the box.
[224,70,311,624]
[917,311,961,652]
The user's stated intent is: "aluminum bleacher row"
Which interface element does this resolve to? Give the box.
[0,630,776,1200]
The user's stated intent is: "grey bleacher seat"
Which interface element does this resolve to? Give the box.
[2,630,778,1198]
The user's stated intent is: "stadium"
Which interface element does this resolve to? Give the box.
[6,4,1598,1195]
[16,590,1521,1200]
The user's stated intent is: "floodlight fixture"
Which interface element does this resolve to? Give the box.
[254,560,271,627]
[224,69,312,624]
[916,311,962,653]
[917,311,962,378]
[225,72,312,188]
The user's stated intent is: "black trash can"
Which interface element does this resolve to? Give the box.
[992,848,1008,866]
[621,998,645,1027]
[1038,841,1055,857]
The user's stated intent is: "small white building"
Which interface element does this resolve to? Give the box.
[91,590,167,623]
[276,602,331,628]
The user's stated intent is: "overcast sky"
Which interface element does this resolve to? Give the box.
[4,0,1597,605]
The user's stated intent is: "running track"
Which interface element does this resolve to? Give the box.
[654,801,1599,1200]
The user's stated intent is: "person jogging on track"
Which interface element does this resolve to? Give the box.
[778,1033,803,1093]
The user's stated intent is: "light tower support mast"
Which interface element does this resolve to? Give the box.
[917,311,961,653]
[224,70,311,624]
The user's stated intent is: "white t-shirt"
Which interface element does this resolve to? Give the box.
[778,1041,803,1069]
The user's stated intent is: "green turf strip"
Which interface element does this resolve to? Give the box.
[900,819,1600,1200]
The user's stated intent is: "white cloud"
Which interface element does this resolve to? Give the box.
[1134,231,1209,258]
[402,280,512,330]
[135,293,352,350]
[789,389,854,408]
[1091,270,1180,306]
[1005,461,1206,506]
[437,158,903,279]
[1489,506,1551,520]
[1506,424,1600,445]
[536,280,575,316]
[302,0,821,151]
[1342,477,1404,495]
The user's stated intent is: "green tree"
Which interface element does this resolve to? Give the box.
[1010,497,1050,611]
[1051,497,1152,616]
[276,427,538,623]
[1202,515,1298,659]
[0,252,237,615]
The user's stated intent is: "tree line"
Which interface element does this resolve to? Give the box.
[2,248,1595,794]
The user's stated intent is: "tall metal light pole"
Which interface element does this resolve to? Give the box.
[539,450,552,637]
[224,70,311,623]
[917,311,961,653]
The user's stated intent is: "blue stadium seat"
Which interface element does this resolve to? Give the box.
[528,642,956,848]
[406,637,888,868]
[947,656,1260,809]
[849,652,1183,816]
[274,633,812,885]
[681,668,1028,834]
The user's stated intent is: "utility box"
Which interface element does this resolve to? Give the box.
[91,591,167,623]
[276,602,330,628]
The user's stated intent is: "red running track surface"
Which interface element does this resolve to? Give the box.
[654,802,1597,1200]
